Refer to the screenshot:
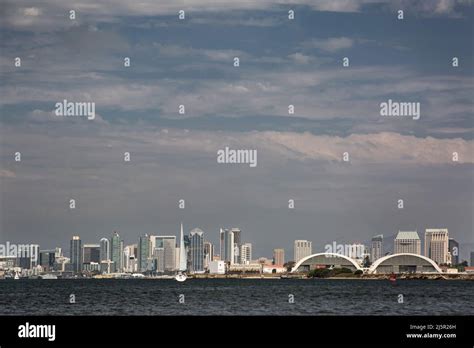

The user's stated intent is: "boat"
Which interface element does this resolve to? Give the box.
[14,272,19,280]
[175,222,188,282]
[389,273,397,284]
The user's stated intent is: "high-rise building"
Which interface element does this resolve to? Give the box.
[153,236,176,272]
[178,223,187,272]
[448,239,459,265]
[231,228,242,264]
[39,249,56,271]
[370,235,383,262]
[82,244,100,264]
[99,238,110,262]
[110,231,123,272]
[273,248,285,266]
[220,228,235,264]
[204,241,213,270]
[70,236,82,273]
[471,251,474,266]
[425,229,449,265]
[294,240,312,262]
[240,243,252,264]
[231,228,241,246]
[123,244,137,273]
[394,231,421,255]
[138,234,150,272]
[189,228,204,273]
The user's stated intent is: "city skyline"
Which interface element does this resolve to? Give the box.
[1,1,473,265]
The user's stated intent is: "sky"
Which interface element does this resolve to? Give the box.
[0,0,473,262]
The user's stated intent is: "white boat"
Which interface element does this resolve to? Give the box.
[14,272,19,280]
[175,222,188,282]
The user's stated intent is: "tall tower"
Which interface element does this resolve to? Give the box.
[179,223,187,272]
[70,236,82,274]
[425,229,449,264]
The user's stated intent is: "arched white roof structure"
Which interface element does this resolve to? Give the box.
[291,252,362,273]
[369,253,442,274]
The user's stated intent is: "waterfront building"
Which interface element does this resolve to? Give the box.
[273,248,285,266]
[82,244,100,264]
[153,236,176,272]
[209,260,225,274]
[110,231,123,272]
[394,231,421,255]
[99,238,110,262]
[448,238,459,265]
[425,229,449,265]
[231,228,242,264]
[204,241,213,270]
[240,243,252,264]
[138,234,150,272]
[190,228,204,273]
[70,236,82,273]
[39,249,56,272]
[123,244,138,273]
[220,228,235,264]
[370,235,383,262]
[294,240,312,262]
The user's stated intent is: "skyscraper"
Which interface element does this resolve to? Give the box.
[39,249,56,272]
[471,252,474,266]
[153,236,176,272]
[138,234,150,272]
[123,244,137,273]
[99,238,110,262]
[70,236,82,273]
[425,229,449,264]
[178,223,187,272]
[110,231,123,273]
[370,235,383,262]
[273,248,285,266]
[189,228,204,273]
[394,231,421,255]
[240,243,252,264]
[220,228,235,264]
[82,244,100,264]
[448,238,459,265]
[204,241,213,270]
[294,240,312,262]
[231,228,241,265]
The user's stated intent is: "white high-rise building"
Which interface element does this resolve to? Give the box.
[294,240,312,262]
[204,241,213,270]
[394,231,421,255]
[425,229,449,265]
[240,243,252,264]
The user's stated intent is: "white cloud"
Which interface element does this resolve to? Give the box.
[303,37,354,52]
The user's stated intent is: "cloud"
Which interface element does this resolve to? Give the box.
[256,131,474,164]
[288,52,314,64]
[303,37,354,52]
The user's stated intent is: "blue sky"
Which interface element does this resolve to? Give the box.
[1,0,473,261]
